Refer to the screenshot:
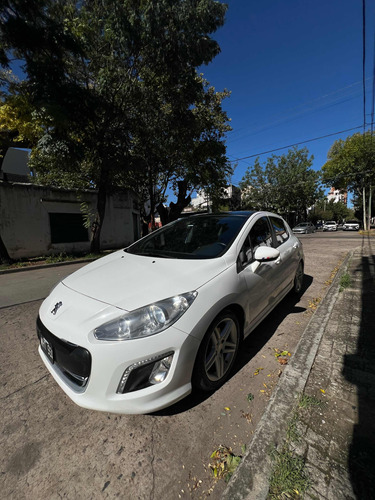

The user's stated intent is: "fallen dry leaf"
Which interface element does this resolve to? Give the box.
[278,358,288,365]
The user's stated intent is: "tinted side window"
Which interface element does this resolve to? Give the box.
[269,216,289,247]
[250,217,273,252]
[239,217,273,267]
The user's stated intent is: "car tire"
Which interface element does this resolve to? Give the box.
[192,310,240,392]
[292,261,304,295]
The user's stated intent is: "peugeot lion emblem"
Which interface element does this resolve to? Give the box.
[51,301,63,315]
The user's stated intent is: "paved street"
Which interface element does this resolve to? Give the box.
[0,262,88,309]
[0,232,364,499]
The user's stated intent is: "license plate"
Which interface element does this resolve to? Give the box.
[40,335,54,363]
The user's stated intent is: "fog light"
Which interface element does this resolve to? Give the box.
[149,355,173,385]
[117,352,174,394]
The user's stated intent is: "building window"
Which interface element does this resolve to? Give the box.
[49,213,89,244]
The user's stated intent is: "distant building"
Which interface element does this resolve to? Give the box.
[327,187,347,205]
[186,185,241,212]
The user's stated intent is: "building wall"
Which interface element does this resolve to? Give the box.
[0,182,139,259]
[327,187,348,205]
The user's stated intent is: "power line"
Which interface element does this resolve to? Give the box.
[228,126,364,163]
[226,79,370,146]
[363,0,367,132]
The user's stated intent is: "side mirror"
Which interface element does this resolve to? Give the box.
[254,246,280,262]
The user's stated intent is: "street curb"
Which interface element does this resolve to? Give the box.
[222,249,356,500]
[0,258,97,275]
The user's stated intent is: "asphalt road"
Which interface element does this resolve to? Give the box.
[0,232,364,499]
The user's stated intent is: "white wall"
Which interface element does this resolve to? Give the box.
[0,182,139,259]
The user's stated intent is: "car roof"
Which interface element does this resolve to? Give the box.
[186,211,256,220]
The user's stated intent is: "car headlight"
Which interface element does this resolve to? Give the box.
[94,291,197,341]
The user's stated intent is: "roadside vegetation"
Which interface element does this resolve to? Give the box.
[268,394,324,499]
[0,251,103,271]
[339,272,352,292]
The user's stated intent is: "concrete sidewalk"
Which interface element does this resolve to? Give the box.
[223,240,375,499]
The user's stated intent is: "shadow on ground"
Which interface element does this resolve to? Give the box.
[343,238,375,498]
[155,274,313,416]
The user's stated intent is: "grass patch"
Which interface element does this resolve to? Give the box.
[286,411,301,444]
[268,393,324,498]
[298,394,324,409]
[269,446,310,499]
[0,251,105,271]
[339,272,351,292]
[45,252,71,264]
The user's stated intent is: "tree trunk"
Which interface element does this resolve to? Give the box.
[157,180,192,225]
[90,167,109,254]
[157,203,170,226]
[0,232,12,264]
[168,180,191,222]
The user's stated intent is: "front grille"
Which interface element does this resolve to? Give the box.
[37,316,91,388]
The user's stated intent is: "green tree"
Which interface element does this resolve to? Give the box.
[311,199,354,224]
[0,89,44,165]
[240,147,322,223]
[322,132,375,230]
[1,0,229,250]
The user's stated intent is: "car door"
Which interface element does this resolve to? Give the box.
[268,215,299,296]
[237,216,282,333]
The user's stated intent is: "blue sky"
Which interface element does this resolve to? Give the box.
[197,0,375,202]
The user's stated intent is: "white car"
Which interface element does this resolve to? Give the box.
[37,211,304,414]
[323,221,337,231]
[342,220,360,231]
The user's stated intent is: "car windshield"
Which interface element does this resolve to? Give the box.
[296,223,308,227]
[346,220,358,224]
[126,214,251,259]
[326,221,335,224]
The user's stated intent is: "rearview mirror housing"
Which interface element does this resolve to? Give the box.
[254,246,280,262]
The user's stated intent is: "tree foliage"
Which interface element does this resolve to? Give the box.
[322,131,375,230]
[310,199,354,224]
[0,88,44,164]
[0,0,230,252]
[240,147,321,222]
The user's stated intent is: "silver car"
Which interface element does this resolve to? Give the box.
[292,222,315,234]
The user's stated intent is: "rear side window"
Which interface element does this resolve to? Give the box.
[269,216,289,247]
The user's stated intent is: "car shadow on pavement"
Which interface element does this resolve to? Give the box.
[343,240,375,498]
[154,274,313,416]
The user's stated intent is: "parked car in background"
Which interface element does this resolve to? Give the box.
[323,221,338,231]
[37,211,304,414]
[292,222,315,234]
[343,220,360,231]
[315,221,323,231]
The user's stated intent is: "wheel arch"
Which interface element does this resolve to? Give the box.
[218,303,245,341]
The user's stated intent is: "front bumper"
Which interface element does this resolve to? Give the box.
[37,293,200,414]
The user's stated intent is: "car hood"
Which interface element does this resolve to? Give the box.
[62,250,229,311]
